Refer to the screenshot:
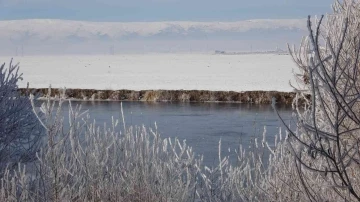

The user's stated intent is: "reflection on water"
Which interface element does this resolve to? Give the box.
[54,101,295,166]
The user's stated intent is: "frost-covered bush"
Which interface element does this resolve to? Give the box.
[285,0,360,200]
[0,60,42,171]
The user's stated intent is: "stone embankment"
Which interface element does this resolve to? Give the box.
[19,88,299,105]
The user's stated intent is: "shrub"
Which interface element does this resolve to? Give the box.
[0,60,43,171]
[285,0,360,200]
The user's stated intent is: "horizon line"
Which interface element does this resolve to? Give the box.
[0,17,308,23]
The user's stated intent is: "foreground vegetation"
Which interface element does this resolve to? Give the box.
[1,88,295,201]
[1,0,360,201]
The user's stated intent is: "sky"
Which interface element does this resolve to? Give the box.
[0,0,334,21]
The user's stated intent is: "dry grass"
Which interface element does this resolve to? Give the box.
[20,88,297,104]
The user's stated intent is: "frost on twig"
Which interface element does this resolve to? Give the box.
[281,0,360,200]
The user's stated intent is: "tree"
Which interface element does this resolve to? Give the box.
[283,0,360,200]
[0,60,43,171]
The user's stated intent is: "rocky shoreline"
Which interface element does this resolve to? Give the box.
[19,88,299,105]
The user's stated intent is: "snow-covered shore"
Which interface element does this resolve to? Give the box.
[3,53,298,92]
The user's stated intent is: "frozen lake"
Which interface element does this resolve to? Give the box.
[3,53,298,92]
[59,101,294,166]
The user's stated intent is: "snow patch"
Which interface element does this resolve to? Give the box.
[3,53,298,92]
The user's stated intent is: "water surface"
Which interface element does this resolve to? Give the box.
[60,101,294,166]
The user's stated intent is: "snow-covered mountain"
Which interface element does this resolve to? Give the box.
[0,19,308,55]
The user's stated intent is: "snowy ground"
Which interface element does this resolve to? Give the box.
[1,53,299,92]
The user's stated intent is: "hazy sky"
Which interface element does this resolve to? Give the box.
[0,0,334,21]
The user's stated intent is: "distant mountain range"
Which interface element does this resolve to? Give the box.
[0,19,308,55]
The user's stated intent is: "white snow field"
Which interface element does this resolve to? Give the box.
[1,53,298,92]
